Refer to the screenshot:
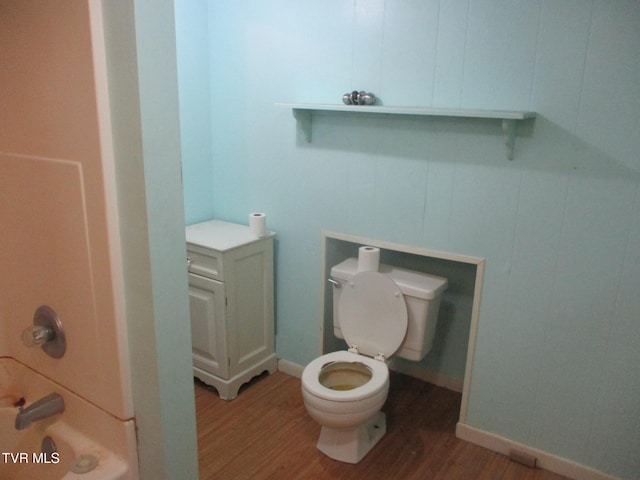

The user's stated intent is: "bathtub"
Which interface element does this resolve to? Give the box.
[0,357,139,479]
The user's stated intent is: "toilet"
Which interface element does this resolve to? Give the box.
[301,256,448,464]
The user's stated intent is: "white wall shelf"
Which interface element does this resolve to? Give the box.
[278,103,536,160]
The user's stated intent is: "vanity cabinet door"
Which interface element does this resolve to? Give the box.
[188,273,228,379]
[224,242,275,379]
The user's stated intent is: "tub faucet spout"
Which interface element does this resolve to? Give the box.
[15,393,65,430]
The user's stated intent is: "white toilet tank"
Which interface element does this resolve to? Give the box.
[330,258,448,361]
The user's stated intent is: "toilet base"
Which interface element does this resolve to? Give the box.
[316,412,386,464]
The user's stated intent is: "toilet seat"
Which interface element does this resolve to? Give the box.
[339,271,408,360]
[302,350,389,402]
[302,272,408,402]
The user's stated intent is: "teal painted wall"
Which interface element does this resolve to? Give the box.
[176,1,640,478]
[104,0,199,478]
[175,0,214,224]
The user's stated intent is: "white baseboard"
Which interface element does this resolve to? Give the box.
[277,358,304,378]
[456,422,620,480]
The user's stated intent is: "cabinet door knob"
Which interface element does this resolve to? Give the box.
[187,256,192,268]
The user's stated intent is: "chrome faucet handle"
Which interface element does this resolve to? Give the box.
[21,325,54,347]
[21,306,66,359]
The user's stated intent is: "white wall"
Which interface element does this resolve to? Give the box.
[0,0,132,421]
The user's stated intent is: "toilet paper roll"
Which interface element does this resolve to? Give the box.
[249,212,267,237]
[357,246,380,272]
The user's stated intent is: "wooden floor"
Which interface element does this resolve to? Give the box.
[195,371,569,480]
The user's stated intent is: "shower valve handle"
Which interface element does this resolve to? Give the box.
[22,325,54,348]
[20,306,66,359]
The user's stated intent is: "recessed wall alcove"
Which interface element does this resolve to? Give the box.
[321,231,485,421]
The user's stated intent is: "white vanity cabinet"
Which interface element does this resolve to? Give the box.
[186,220,277,400]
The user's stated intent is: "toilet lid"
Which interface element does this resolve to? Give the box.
[338,271,408,359]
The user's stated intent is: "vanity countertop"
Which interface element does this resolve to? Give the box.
[186,220,275,252]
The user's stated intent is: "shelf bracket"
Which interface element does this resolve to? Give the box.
[292,109,312,142]
[502,119,517,161]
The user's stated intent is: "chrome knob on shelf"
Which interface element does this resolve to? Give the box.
[342,90,376,105]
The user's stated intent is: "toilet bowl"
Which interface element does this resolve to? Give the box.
[302,350,389,429]
[302,351,391,463]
